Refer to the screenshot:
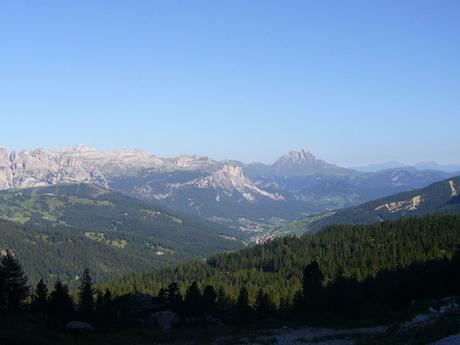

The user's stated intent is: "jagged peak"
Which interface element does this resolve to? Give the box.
[73,144,93,152]
[158,154,221,173]
[275,149,317,165]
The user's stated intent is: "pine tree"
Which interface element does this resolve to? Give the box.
[78,268,94,320]
[32,279,48,313]
[158,287,168,304]
[167,282,183,312]
[202,285,217,315]
[103,288,113,311]
[184,281,202,316]
[94,288,113,324]
[216,286,231,319]
[302,261,325,315]
[0,251,29,309]
[95,289,104,316]
[236,286,252,322]
[48,281,74,321]
[255,289,275,320]
[451,246,460,293]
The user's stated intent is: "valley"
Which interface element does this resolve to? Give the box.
[0,145,456,241]
[3,2,459,342]
[1,144,460,286]
[2,151,460,344]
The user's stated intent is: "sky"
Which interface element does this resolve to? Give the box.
[0,0,459,166]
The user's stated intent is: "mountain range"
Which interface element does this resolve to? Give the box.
[1,144,459,287]
[0,145,457,236]
[353,161,460,173]
[276,174,460,235]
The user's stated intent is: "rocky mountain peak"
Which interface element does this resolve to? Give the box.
[0,148,8,162]
[166,155,219,171]
[274,149,316,165]
[271,148,351,177]
[72,144,93,152]
[214,165,247,188]
[281,149,316,163]
[197,165,284,202]
[0,148,12,189]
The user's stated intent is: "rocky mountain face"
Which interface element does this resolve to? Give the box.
[0,146,108,189]
[0,148,13,189]
[271,149,352,176]
[0,145,209,190]
[196,165,284,202]
[0,145,455,237]
[241,149,356,178]
[0,146,288,203]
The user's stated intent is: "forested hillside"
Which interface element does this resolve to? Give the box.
[2,214,460,345]
[0,184,244,285]
[104,214,460,309]
[277,175,460,235]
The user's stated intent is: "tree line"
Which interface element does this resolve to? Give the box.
[102,215,460,306]
[2,214,460,329]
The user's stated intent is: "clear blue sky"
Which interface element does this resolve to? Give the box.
[0,0,459,166]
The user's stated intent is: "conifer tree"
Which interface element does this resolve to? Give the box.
[32,279,48,313]
[236,286,252,322]
[202,285,218,315]
[95,289,104,316]
[302,261,325,315]
[255,289,275,320]
[0,251,29,309]
[184,281,202,316]
[216,286,231,319]
[78,268,94,320]
[158,287,168,304]
[167,282,183,312]
[49,281,74,321]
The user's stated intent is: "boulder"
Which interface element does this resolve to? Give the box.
[147,310,178,330]
[65,320,95,333]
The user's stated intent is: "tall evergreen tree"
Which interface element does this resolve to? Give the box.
[255,289,275,320]
[216,286,231,319]
[78,268,94,320]
[167,282,183,312]
[48,281,74,322]
[95,289,104,317]
[0,251,29,309]
[32,279,48,313]
[451,246,460,293]
[158,287,168,304]
[236,286,252,322]
[202,285,217,315]
[103,288,113,311]
[94,288,114,324]
[184,281,202,316]
[302,261,325,315]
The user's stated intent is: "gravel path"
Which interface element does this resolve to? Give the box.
[430,332,460,345]
[213,325,386,345]
[265,325,386,345]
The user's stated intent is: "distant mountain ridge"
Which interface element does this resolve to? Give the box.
[352,161,409,173]
[354,161,460,173]
[287,175,460,234]
[0,145,455,236]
